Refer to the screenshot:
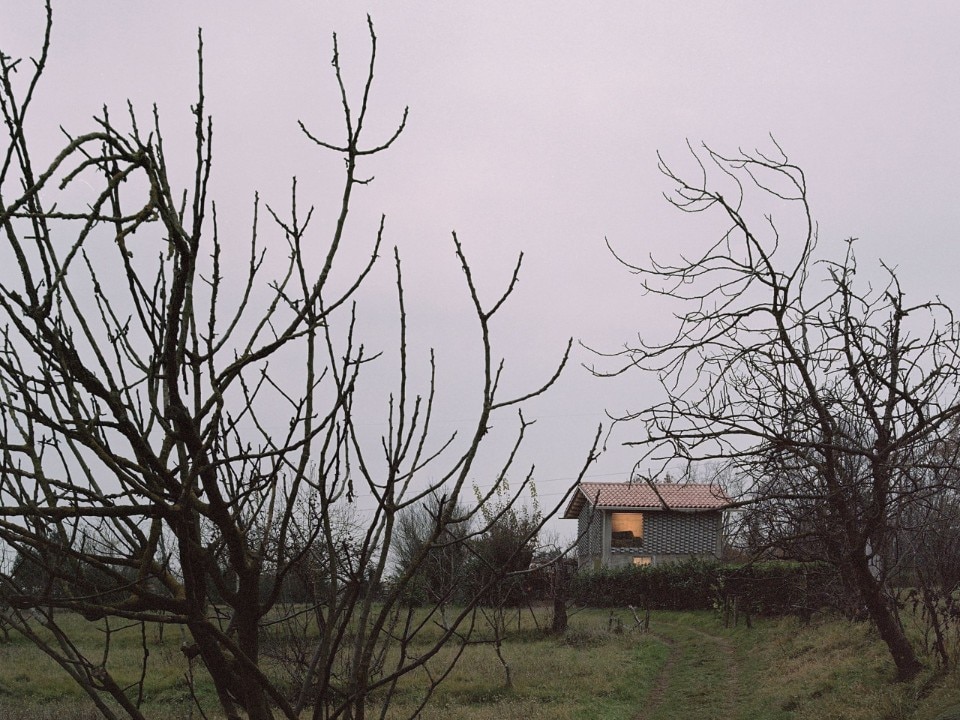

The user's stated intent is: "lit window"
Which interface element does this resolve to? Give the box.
[611,512,643,547]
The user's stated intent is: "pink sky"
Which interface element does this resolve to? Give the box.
[5,2,960,535]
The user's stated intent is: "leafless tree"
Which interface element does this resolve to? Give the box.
[892,440,960,669]
[0,6,597,719]
[600,140,960,679]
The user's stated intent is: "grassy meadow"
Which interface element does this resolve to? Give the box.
[0,606,959,719]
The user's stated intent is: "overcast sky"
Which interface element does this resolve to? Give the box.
[5,2,960,536]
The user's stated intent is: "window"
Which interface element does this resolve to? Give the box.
[611,512,643,548]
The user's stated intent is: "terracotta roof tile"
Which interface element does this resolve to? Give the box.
[562,481,730,519]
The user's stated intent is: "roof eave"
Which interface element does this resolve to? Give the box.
[561,487,588,519]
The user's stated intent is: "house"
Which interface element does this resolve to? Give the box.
[562,481,730,569]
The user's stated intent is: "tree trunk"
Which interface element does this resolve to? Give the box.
[551,562,568,634]
[851,555,922,680]
[552,595,568,634]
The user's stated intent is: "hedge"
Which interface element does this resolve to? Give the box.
[569,559,843,617]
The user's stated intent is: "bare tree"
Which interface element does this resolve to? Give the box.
[601,141,960,679]
[0,7,597,720]
[893,440,960,669]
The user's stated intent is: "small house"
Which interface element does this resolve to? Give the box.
[563,481,730,569]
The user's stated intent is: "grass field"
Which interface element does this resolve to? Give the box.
[1,607,959,719]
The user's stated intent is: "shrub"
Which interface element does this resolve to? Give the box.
[569,559,842,617]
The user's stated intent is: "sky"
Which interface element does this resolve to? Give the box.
[4,2,960,538]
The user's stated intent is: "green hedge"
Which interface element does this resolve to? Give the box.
[569,560,842,617]
[718,561,842,617]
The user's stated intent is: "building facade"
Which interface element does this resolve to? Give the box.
[563,481,729,569]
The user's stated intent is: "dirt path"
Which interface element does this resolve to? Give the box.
[683,624,741,717]
[633,621,742,720]
[634,631,679,720]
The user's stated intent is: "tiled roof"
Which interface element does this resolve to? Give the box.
[562,481,730,519]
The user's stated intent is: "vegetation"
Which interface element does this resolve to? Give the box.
[0,5,596,719]
[4,2,959,718]
[600,143,960,679]
[2,607,960,720]
[569,560,843,618]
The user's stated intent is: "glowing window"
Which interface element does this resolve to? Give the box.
[611,512,643,547]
